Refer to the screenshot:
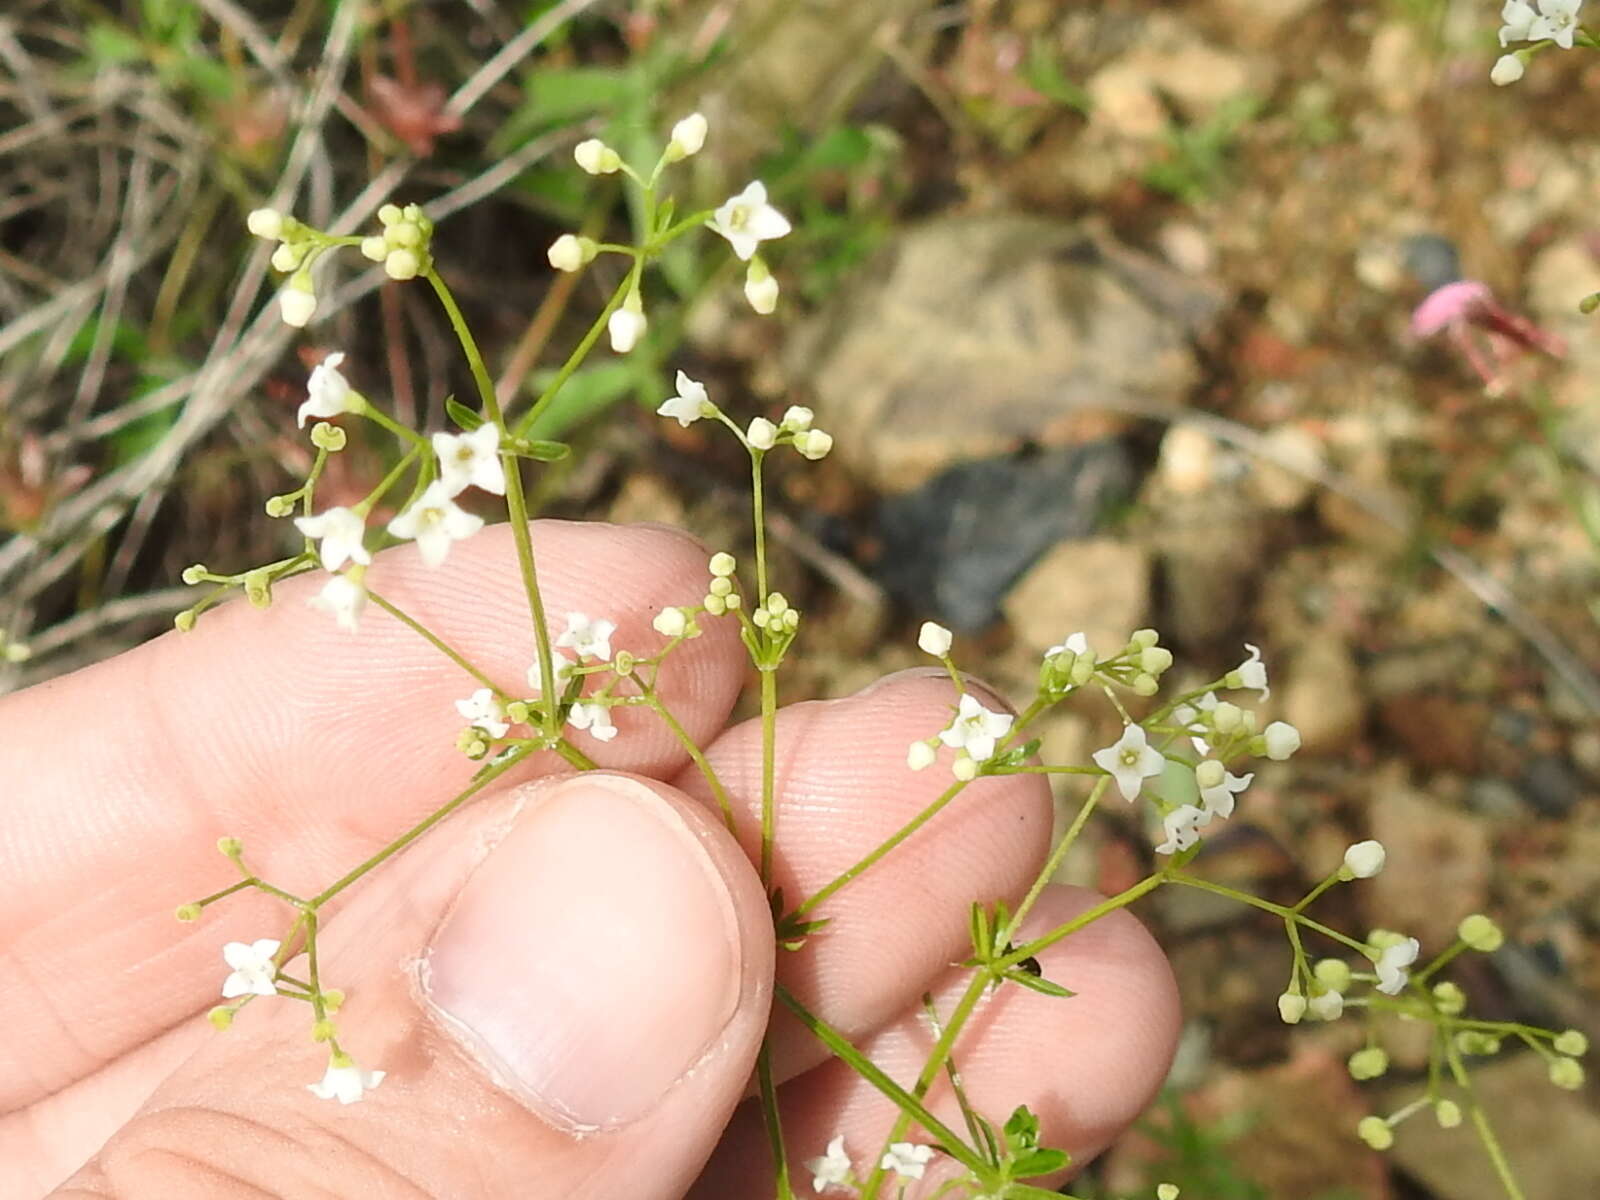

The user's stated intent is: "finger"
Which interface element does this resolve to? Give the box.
[49,773,775,1200]
[0,521,744,1111]
[691,886,1181,1197]
[670,670,1056,1081]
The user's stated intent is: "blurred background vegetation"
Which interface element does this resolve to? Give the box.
[2,1,1597,1196]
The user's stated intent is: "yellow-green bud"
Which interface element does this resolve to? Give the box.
[360,235,388,261]
[1458,914,1504,952]
[1277,992,1306,1024]
[311,1018,337,1043]
[709,576,733,598]
[1431,981,1466,1015]
[1348,1046,1389,1080]
[1435,1099,1462,1128]
[1314,958,1352,992]
[703,593,727,616]
[1455,1031,1501,1056]
[1140,646,1174,674]
[613,650,636,675]
[244,568,272,609]
[378,203,402,225]
[322,988,345,1012]
[1130,628,1160,650]
[505,700,531,725]
[1553,1030,1588,1057]
[174,903,203,922]
[208,1006,235,1031]
[723,592,742,610]
[1156,1186,1180,1200]
[1211,701,1243,733]
[1549,1057,1584,1090]
[181,564,208,585]
[310,422,347,451]
[1356,1116,1393,1150]
[766,592,789,615]
[385,248,421,281]
[1131,673,1159,696]
[217,836,244,859]
[1581,291,1600,315]
[709,551,737,577]
[174,609,198,632]
[264,495,294,518]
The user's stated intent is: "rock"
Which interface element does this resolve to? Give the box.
[1364,779,1492,949]
[1004,536,1151,662]
[1153,490,1272,646]
[1377,694,1490,773]
[1281,635,1365,754]
[1247,424,1325,511]
[1516,754,1584,818]
[789,215,1216,492]
[1380,1054,1600,1200]
[871,442,1135,633]
[1156,425,1221,496]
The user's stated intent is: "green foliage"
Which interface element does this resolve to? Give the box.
[1142,94,1263,205]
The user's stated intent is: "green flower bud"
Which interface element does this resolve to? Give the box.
[174,903,203,922]
[1431,981,1466,1015]
[244,568,272,609]
[181,564,209,585]
[217,836,244,859]
[1553,1030,1588,1057]
[1130,628,1160,650]
[1348,1046,1389,1080]
[1314,957,1353,991]
[1356,1116,1393,1151]
[207,1006,235,1031]
[264,495,294,518]
[1435,1099,1462,1128]
[1458,914,1503,952]
[310,421,347,451]
[174,609,198,632]
[321,988,345,1013]
[1549,1057,1584,1090]
[311,1019,337,1043]
[1140,646,1174,675]
[1131,673,1159,696]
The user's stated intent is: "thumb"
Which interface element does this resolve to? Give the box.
[57,773,775,1200]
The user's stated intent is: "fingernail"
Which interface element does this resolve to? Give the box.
[424,774,742,1131]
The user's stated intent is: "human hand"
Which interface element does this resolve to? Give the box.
[1,521,1179,1198]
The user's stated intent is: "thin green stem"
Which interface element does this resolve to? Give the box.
[1445,1038,1526,1200]
[1002,779,1107,941]
[632,674,736,833]
[751,450,770,599]
[1416,939,1469,986]
[1292,871,1342,913]
[425,268,556,730]
[367,589,503,693]
[310,746,531,905]
[759,667,777,884]
[1165,871,1370,955]
[511,274,634,438]
[350,444,421,519]
[757,1042,796,1200]
[358,400,426,446]
[1003,873,1165,967]
[190,878,254,908]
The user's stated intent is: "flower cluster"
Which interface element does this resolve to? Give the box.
[1492,0,1586,83]
[359,202,435,281]
[803,1135,937,1194]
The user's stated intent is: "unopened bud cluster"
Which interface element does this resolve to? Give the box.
[360,203,435,282]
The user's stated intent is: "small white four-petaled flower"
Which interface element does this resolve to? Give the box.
[567,700,618,742]
[879,1142,935,1180]
[658,371,713,427]
[1343,839,1386,879]
[707,181,793,261]
[433,424,506,497]
[1374,936,1421,995]
[1154,804,1210,856]
[299,353,361,427]
[1232,643,1269,697]
[1195,760,1252,820]
[310,572,367,631]
[294,506,370,572]
[220,938,281,998]
[526,650,576,695]
[805,1134,853,1193]
[1046,631,1089,659]
[386,482,484,567]
[455,688,511,739]
[938,693,1014,763]
[1092,724,1166,802]
[556,612,616,661]
[307,1056,385,1105]
[917,621,953,657]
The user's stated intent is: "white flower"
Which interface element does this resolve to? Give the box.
[879,1142,934,1180]
[310,572,367,631]
[1154,803,1210,856]
[794,429,833,460]
[293,506,370,572]
[1263,720,1301,760]
[386,482,484,568]
[652,606,688,637]
[433,424,506,497]
[1307,989,1345,1021]
[556,611,617,661]
[247,207,284,240]
[744,262,780,314]
[1092,724,1166,802]
[917,621,953,656]
[567,700,617,742]
[1500,0,1541,43]
[574,138,620,174]
[1343,839,1386,879]
[1374,936,1421,995]
[526,649,576,695]
[907,740,937,770]
[938,693,1014,763]
[455,688,510,739]
[746,417,778,450]
[608,305,647,353]
[1533,0,1583,48]
[547,233,589,272]
[1197,764,1252,820]
[1491,52,1526,84]
[280,283,318,327]
[669,112,708,158]
[307,1057,385,1105]
[220,938,280,998]
[805,1135,853,1194]
[708,181,793,261]
[658,371,712,427]
[1233,643,1269,697]
[1047,632,1090,658]
[1277,992,1307,1024]
[299,352,359,428]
